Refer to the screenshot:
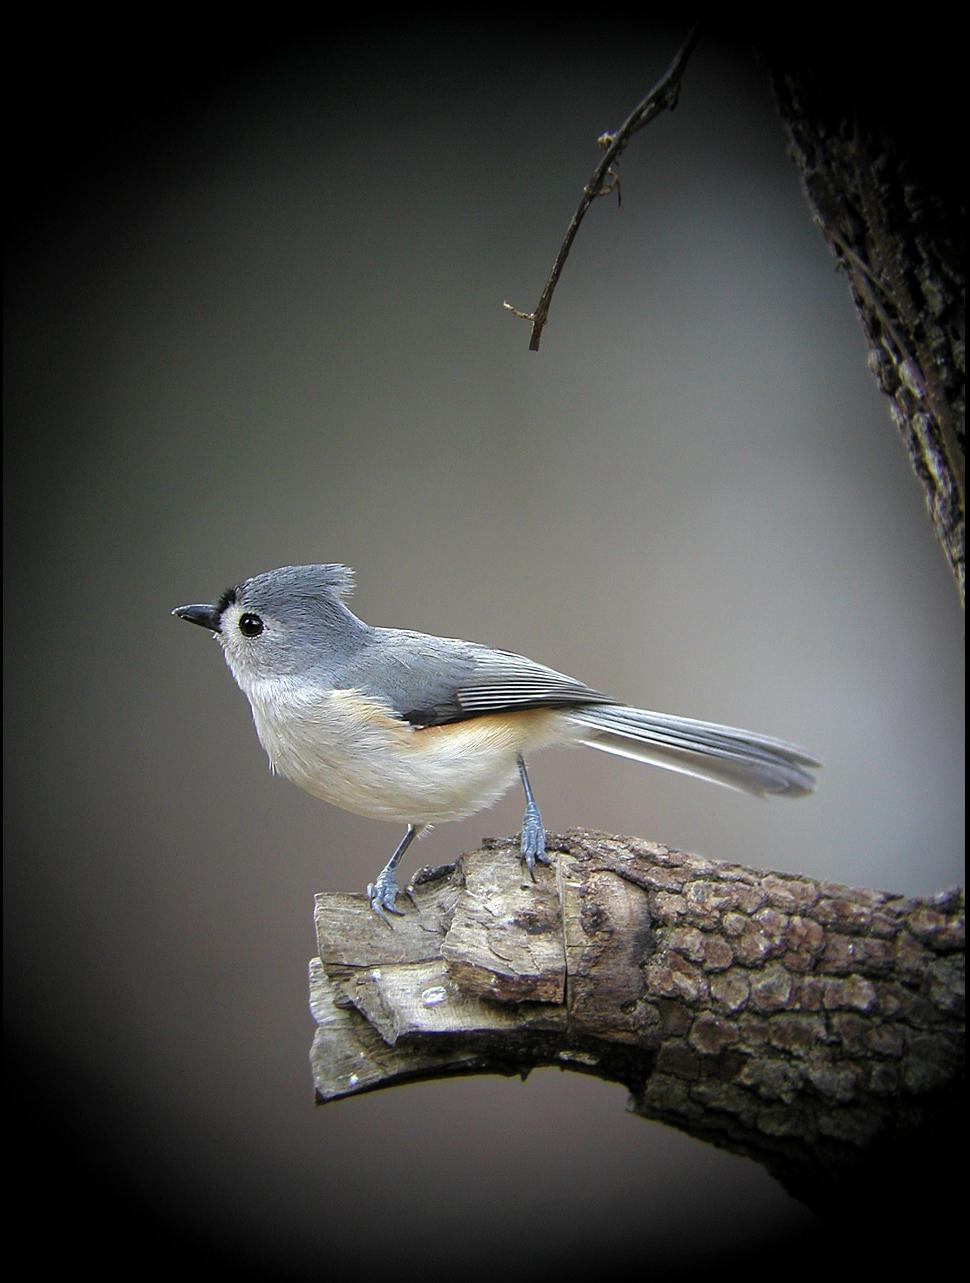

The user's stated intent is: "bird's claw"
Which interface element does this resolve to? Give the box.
[367,872,404,923]
[520,804,548,877]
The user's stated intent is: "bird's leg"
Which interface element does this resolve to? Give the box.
[367,824,423,922]
[517,755,548,876]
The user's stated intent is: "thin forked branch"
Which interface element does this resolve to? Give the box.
[504,24,701,352]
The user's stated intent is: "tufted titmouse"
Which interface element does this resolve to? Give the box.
[174,564,818,919]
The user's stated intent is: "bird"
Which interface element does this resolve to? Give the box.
[174,564,818,919]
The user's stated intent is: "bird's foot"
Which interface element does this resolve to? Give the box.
[367,870,404,923]
[519,803,549,877]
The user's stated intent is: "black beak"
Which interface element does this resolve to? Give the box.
[173,603,221,633]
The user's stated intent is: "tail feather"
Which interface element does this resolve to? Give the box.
[567,704,819,798]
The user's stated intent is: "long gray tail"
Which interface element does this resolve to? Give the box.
[566,704,819,798]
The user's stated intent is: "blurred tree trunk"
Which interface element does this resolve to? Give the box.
[763,38,965,603]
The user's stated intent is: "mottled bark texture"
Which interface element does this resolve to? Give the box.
[310,831,964,1216]
[764,42,965,603]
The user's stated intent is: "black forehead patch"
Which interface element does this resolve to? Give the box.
[216,585,239,615]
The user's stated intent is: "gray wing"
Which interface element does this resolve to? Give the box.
[340,627,614,727]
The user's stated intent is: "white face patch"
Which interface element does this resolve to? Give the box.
[217,602,283,686]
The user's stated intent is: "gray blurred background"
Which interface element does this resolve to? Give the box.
[5,16,963,1277]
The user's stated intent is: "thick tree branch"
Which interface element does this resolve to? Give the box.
[310,830,964,1215]
[503,24,701,351]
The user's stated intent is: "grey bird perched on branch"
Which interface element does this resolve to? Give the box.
[174,564,819,920]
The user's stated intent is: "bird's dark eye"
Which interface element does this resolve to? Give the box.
[238,613,264,638]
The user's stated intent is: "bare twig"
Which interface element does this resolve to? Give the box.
[504,24,701,352]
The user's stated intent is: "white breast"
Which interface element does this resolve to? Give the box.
[240,678,572,825]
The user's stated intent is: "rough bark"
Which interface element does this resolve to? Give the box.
[310,829,964,1216]
[765,51,965,603]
